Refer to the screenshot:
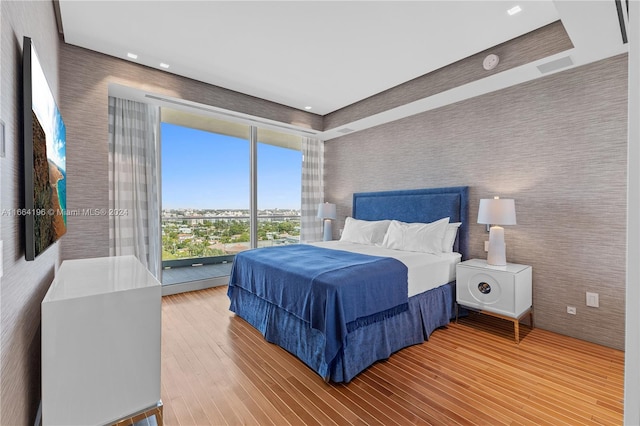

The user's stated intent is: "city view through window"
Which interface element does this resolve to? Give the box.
[161,121,302,263]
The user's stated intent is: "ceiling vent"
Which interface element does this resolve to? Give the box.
[537,56,574,74]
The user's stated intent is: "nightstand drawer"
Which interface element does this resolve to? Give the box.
[456,259,532,318]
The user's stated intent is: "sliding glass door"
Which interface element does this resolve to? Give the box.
[160,108,301,290]
[257,128,302,248]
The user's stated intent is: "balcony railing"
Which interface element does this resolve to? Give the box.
[161,213,300,285]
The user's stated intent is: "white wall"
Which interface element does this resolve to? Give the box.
[624,0,639,423]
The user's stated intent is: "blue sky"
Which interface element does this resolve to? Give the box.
[161,123,301,210]
[32,43,66,173]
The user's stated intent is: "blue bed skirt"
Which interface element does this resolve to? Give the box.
[228,281,456,383]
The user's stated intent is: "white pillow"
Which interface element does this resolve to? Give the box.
[442,222,462,253]
[340,217,391,245]
[382,217,450,254]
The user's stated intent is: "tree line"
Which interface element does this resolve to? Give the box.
[162,219,299,260]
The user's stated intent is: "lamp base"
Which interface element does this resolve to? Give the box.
[322,219,333,241]
[487,226,507,266]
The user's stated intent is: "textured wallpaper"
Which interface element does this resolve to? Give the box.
[325,54,628,350]
[0,2,61,425]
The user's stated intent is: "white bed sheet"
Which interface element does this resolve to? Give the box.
[310,241,461,297]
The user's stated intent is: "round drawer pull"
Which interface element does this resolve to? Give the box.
[478,282,491,294]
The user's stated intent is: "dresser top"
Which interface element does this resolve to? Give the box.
[43,255,160,302]
[459,258,531,274]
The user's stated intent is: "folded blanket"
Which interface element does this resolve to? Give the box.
[228,244,408,365]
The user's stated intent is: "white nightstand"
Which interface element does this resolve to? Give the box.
[455,259,533,343]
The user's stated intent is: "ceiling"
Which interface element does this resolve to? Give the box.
[58,1,628,136]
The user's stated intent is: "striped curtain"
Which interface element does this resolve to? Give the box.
[108,97,161,279]
[300,137,324,242]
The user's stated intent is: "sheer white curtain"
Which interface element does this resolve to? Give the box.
[300,137,324,242]
[108,96,161,278]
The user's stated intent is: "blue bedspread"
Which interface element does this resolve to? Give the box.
[228,244,408,365]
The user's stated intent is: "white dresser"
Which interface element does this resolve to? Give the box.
[42,255,162,426]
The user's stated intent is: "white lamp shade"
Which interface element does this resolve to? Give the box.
[477,198,516,225]
[317,203,337,220]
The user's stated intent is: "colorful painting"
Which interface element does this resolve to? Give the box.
[25,38,67,259]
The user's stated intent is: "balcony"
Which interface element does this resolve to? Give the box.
[161,211,300,293]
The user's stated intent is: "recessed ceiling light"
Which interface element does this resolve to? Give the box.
[304,106,312,110]
[507,5,522,15]
[127,52,138,59]
[160,63,170,69]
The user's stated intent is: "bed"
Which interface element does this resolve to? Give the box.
[227,186,469,382]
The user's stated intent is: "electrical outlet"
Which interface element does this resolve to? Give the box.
[567,306,576,315]
[586,292,599,308]
[484,241,489,252]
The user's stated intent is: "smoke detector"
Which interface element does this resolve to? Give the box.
[483,54,500,70]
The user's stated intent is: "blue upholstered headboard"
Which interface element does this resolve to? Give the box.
[352,186,469,259]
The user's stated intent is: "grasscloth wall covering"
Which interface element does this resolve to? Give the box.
[325,54,628,350]
[324,20,573,131]
[59,44,320,261]
[0,2,60,425]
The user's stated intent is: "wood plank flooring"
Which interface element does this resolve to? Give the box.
[160,286,624,425]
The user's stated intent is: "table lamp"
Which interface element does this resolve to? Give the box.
[477,197,516,266]
[317,202,337,241]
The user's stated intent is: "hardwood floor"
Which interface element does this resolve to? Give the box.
[160,286,624,425]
